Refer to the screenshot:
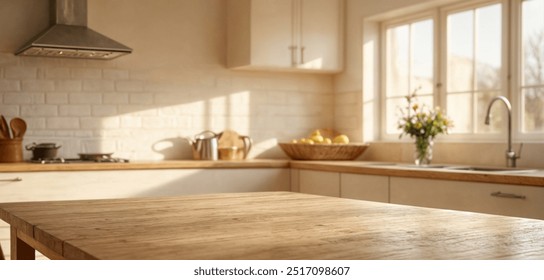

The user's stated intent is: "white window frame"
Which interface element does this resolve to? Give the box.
[380,11,439,141]
[438,0,510,142]
[379,0,544,143]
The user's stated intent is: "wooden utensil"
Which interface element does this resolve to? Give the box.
[10,118,27,139]
[0,115,11,139]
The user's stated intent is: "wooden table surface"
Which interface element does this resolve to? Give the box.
[1,192,543,260]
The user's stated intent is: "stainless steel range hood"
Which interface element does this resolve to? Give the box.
[15,0,132,60]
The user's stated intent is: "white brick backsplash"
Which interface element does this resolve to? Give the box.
[71,68,102,79]
[129,93,153,104]
[4,92,45,104]
[118,105,158,116]
[0,105,19,116]
[0,80,20,91]
[21,105,57,117]
[24,118,46,130]
[92,105,118,116]
[1,52,337,160]
[4,66,38,79]
[120,116,142,128]
[45,67,71,79]
[55,80,82,92]
[22,80,55,92]
[83,80,115,92]
[46,92,69,104]
[103,92,129,104]
[116,80,144,92]
[103,69,130,80]
[47,117,79,129]
[69,92,102,104]
[59,105,91,116]
[80,117,120,129]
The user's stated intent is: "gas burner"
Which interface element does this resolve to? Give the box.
[31,157,129,164]
[31,158,66,164]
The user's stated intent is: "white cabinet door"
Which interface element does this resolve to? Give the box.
[251,0,294,68]
[299,170,340,197]
[390,177,544,220]
[340,173,389,203]
[227,0,343,73]
[298,0,343,71]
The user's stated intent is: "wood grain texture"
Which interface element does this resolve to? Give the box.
[1,192,543,260]
[0,159,290,172]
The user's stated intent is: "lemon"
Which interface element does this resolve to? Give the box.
[310,135,324,143]
[291,139,298,144]
[323,138,332,144]
[333,134,349,144]
[310,129,321,137]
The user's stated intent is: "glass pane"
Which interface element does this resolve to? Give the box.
[386,97,406,134]
[447,10,474,92]
[386,25,409,97]
[447,93,472,133]
[475,4,502,91]
[476,91,501,133]
[522,87,544,133]
[411,19,434,94]
[522,0,544,86]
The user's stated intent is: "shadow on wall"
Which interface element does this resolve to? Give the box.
[152,137,193,160]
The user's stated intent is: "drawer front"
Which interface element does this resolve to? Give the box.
[340,173,389,203]
[299,170,340,197]
[390,177,544,220]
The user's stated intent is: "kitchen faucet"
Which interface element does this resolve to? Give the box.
[484,96,522,168]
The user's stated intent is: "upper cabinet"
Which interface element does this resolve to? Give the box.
[227,0,344,73]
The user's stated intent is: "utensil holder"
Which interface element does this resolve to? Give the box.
[0,139,23,163]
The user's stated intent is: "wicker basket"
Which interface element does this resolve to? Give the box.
[278,142,369,160]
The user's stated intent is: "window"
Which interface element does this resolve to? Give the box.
[520,0,544,133]
[383,15,435,135]
[381,0,544,141]
[443,2,504,134]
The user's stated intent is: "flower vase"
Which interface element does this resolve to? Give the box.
[414,137,433,166]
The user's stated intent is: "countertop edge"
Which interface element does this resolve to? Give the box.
[1,159,542,187]
[289,161,544,187]
[0,159,291,172]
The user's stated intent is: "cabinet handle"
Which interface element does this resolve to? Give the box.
[300,46,305,64]
[490,191,526,200]
[289,45,298,66]
[0,177,22,182]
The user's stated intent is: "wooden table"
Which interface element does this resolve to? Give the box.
[1,192,543,260]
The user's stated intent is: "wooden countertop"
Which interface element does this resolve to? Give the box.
[1,192,543,260]
[1,158,542,187]
[0,159,290,172]
[290,161,544,187]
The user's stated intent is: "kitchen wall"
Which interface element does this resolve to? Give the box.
[0,0,334,160]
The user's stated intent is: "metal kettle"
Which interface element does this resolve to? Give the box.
[187,130,219,160]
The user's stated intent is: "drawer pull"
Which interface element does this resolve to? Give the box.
[491,191,526,200]
[0,177,22,182]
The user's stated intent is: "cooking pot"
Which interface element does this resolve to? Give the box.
[25,142,62,160]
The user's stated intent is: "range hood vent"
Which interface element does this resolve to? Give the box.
[15,0,132,60]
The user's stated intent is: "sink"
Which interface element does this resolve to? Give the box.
[444,166,538,174]
[364,162,538,174]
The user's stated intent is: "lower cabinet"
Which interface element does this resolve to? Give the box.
[296,170,390,202]
[340,173,389,203]
[0,168,290,260]
[390,177,544,220]
[298,170,340,197]
[295,169,544,221]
